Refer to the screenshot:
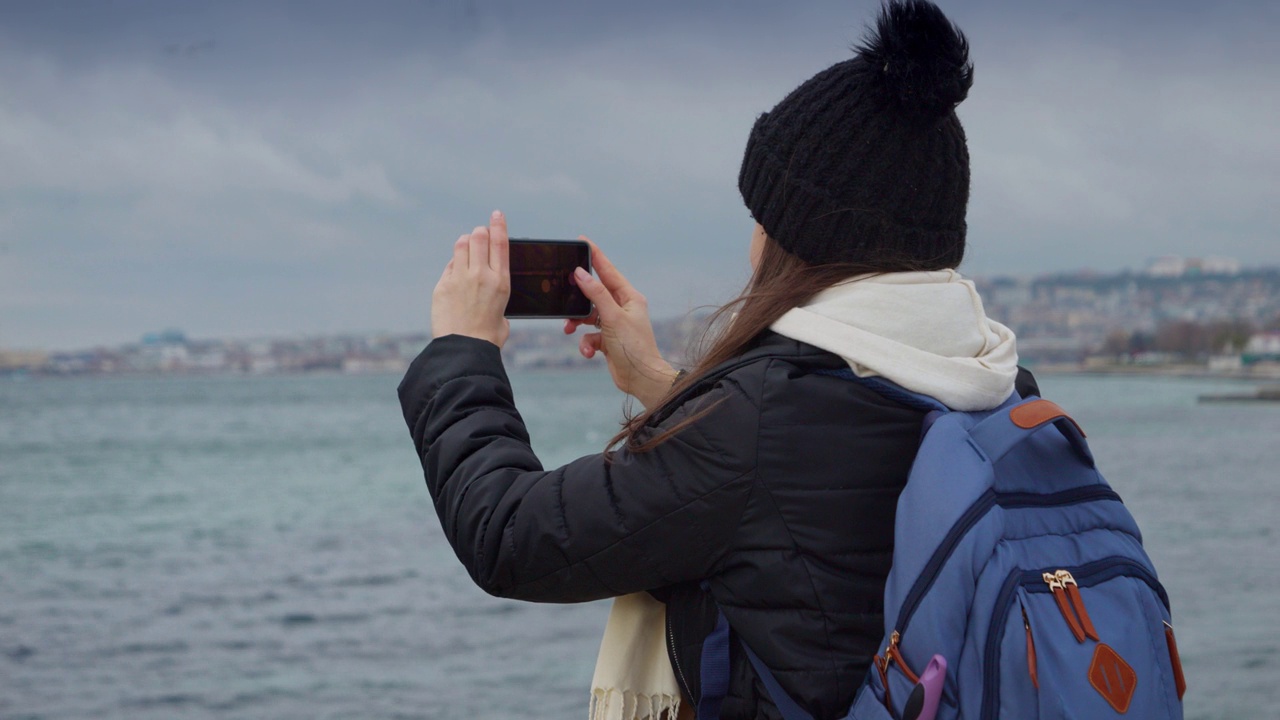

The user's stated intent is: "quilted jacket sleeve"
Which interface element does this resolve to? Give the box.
[398,334,760,603]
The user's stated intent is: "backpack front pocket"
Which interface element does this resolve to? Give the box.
[985,558,1182,720]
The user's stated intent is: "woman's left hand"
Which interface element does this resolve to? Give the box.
[430,211,511,348]
[563,239,676,408]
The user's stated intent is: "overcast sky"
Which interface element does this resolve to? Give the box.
[2,0,1277,350]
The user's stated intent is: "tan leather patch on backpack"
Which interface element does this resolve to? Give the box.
[1009,399,1087,436]
[1089,643,1137,713]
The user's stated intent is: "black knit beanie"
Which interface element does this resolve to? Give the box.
[738,0,974,269]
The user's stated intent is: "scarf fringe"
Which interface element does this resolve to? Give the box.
[589,688,682,720]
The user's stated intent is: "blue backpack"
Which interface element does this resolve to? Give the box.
[698,376,1187,720]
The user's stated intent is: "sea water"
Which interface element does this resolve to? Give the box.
[1,368,1276,719]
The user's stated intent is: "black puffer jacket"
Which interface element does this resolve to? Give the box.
[399,331,1036,718]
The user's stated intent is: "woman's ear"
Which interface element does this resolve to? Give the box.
[749,223,768,272]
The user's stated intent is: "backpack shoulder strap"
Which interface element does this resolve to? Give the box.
[697,608,815,720]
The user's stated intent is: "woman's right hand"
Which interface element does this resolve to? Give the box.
[565,239,676,409]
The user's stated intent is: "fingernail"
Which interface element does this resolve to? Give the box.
[574,267,590,283]
[492,209,502,219]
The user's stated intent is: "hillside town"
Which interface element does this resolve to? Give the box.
[974,259,1280,373]
[3,258,1279,379]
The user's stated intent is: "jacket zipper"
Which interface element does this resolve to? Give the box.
[667,608,694,706]
[979,557,1169,720]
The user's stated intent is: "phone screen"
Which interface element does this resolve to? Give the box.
[505,239,593,318]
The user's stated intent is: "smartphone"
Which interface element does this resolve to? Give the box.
[504,239,593,319]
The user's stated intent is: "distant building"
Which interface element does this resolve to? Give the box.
[1145,256,1241,278]
[341,356,408,374]
[1200,257,1243,275]
[1243,331,1280,364]
[0,350,49,372]
[141,329,188,346]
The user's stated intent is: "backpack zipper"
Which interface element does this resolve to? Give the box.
[874,629,921,710]
[1042,571,1087,642]
[884,631,920,684]
[1022,604,1039,690]
[979,557,1169,720]
[1054,569,1100,642]
[1164,621,1187,700]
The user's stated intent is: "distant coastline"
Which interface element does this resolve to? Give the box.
[5,260,1279,379]
[1032,361,1280,381]
[0,313,709,379]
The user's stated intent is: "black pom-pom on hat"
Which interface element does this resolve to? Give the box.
[858,0,974,117]
[738,0,973,269]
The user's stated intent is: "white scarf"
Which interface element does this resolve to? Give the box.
[589,593,684,720]
[589,270,1018,719]
[770,270,1018,411]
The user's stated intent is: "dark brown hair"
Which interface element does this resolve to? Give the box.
[606,234,916,457]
